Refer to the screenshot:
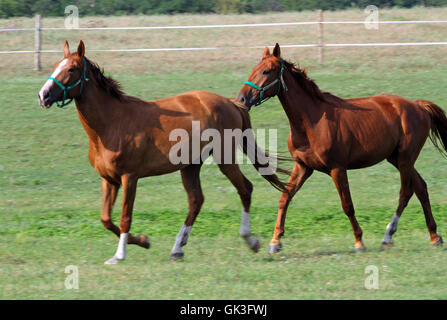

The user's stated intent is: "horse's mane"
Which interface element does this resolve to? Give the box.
[282,59,345,105]
[85,58,142,103]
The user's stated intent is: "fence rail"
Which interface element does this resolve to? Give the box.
[2,19,447,32]
[1,13,447,68]
[2,42,447,55]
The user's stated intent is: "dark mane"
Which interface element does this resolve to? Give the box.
[282,59,344,104]
[85,58,143,102]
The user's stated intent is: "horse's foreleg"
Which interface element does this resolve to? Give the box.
[331,168,365,251]
[101,178,150,255]
[269,162,312,253]
[101,178,121,236]
[171,164,204,261]
[105,175,148,265]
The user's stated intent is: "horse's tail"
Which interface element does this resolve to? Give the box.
[230,99,291,193]
[416,100,447,158]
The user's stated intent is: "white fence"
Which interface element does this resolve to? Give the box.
[1,12,447,69]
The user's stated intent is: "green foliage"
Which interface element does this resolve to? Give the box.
[215,0,247,14]
[1,0,447,17]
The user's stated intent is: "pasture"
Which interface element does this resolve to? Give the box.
[1,8,447,299]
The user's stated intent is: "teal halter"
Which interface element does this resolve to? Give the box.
[244,60,288,106]
[48,58,89,108]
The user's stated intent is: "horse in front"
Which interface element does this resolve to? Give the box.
[38,40,288,264]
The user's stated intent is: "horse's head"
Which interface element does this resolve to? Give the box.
[38,40,88,108]
[237,43,287,109]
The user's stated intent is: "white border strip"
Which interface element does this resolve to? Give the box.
[2,42,447,54]
[1,20,447,32]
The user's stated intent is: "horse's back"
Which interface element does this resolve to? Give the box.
[329,94,408,168]
[348,94,427,116]
[342,94,431,166]
[154,90,244,130]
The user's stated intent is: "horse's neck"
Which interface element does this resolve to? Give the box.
[74,82,117,140]
[278,70,325,135]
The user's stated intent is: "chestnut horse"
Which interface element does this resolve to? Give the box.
[38,40,288,264]
[237,43,446,253]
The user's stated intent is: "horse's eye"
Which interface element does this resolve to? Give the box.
[262,69,271,75]
[68,68,75,73]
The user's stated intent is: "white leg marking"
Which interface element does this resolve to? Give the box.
[240,208,251,237]
[38,58,68,101]
[171,225,192,255]
[382,213,400,244]
[240,208,260,252]
[104,233,128,265]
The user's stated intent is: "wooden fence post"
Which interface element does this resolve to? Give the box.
[318,10,324,65]
[34,14,41,71]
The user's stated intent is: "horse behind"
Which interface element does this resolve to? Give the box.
[237,43,446,253]
[37,40,288,264]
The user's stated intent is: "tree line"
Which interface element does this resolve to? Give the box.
[1,0,446,18]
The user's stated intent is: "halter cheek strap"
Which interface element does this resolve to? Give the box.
[48,58,89,108]
[243,60,288,107]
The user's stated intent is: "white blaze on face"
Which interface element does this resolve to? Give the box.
[38,58,68,102]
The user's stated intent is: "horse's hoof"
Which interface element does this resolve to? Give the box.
[104,256,124,265]
[244,236,260,253]
[268,242,282,254]
[354,245,366,252]
[432,236,444,247]
[170,252,184,261]
[137,234,150,249]
[381,240,394,250]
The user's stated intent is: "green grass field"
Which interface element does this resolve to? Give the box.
[1,9,447,299]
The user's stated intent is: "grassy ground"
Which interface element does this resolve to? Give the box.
[1,9,447,299]
[2,233,447,299]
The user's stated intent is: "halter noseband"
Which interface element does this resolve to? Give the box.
[48,58,89,108]
[243,60,288,106]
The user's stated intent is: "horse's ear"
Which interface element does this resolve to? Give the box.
[77,40,85,58]
[273,43,281,58]
[262,46,270,58]
[63,40,70,58]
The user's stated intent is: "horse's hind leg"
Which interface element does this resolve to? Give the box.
[171,164,204,260]
[381,158,414,248]
[382,157,443,247]
[412,169,443,246]
[218,163,260,253]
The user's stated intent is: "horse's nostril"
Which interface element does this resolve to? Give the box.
[236,93,245,103]
[44,91,50,99]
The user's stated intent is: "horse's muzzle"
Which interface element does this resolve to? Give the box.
[236,91,254,109]
[38,90,55,109]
